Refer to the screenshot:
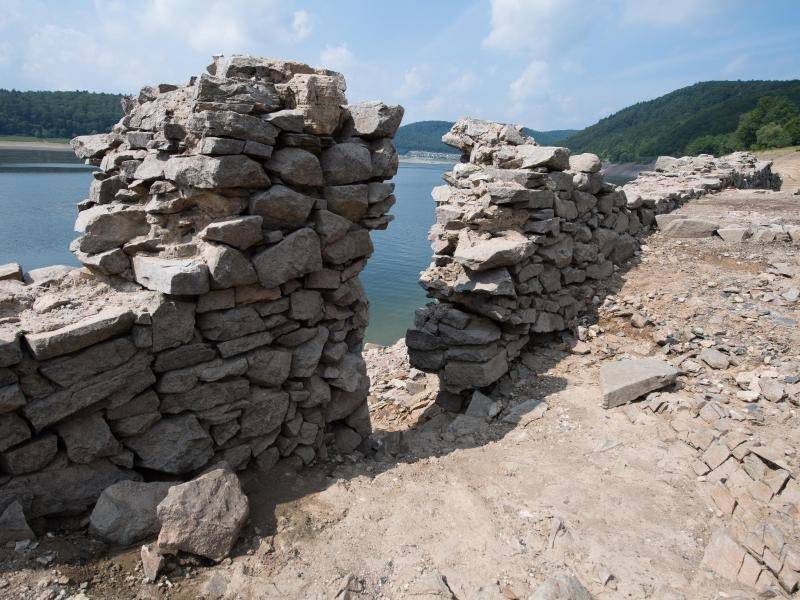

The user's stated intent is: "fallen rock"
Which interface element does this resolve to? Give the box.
[717,226,748,243]
[0,501,35,545]
[156,463,249,561]
[662,218,718,238]
[141,543,164,583]
[698,348,730,370]
[600,358,679,408]
[0,263,23,282]
[90,480,175,546]
[410,570,456,599]
[530,573,592,600]
[464,390,498,420]
[501,398,548,426]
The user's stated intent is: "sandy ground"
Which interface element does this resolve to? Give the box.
[1,150,799,600]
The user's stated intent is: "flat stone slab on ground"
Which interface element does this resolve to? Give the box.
[600,358,679,408]
[662,218,719,238]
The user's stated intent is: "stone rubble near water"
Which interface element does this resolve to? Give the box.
[405,118,780,404]
[1,61,800,600]
[0,54,402,530]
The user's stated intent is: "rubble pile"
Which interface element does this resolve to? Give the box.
[0,54,402,521]
[405,119,782,402]
[624,153,782,215]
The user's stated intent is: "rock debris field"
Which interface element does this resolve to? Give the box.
[1,56,800,599]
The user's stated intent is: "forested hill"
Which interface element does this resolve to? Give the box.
[0,90,124,140]
[563,80,800,162]
[394,120,578,154]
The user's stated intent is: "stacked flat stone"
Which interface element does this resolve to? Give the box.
[623,152,781,214]
[0,55,402,520]
[404,119,777,401]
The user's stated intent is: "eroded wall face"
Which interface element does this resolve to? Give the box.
[0,55,403,519]
[405,119,779,400]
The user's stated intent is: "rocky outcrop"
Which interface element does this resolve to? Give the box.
[406,119,779,400]
[0,55,402,519]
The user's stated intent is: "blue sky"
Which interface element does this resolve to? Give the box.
[1,0,798,130]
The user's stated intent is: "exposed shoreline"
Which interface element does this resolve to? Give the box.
[0,140,73,151]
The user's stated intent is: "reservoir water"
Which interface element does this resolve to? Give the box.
[0,148,445,345]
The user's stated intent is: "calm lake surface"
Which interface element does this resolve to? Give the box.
[0,149,445,345]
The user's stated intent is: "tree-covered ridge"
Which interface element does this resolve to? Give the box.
[393,120,578,155]
[0,89,124,140]
[563,80,800,162]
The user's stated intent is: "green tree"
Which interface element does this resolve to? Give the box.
[755,122,792,148]
[784,116,800,145]
[734,95,799,148]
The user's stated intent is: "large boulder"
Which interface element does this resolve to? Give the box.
[156,464,249,561]
[90,480,175,546]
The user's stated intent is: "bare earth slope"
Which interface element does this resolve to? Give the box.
[1,150,799,599]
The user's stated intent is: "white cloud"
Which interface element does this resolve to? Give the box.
[723,54,750,75]
[619,0,722,27]
[0,42,11,66]
[320,44,354,71]
[292,10,312,40]
[447,71,478,94]
[509,60,549,103]
[483,0,579,54]
[22,24,143,89]
[395,65,430,99]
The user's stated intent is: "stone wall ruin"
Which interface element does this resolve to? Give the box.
[0,55,403,519]
[405,118,781,401]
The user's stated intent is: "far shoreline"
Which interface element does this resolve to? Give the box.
[0,140,73,151]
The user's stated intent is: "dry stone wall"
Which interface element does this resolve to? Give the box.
[0,55,402,519]
[405,119,779,400]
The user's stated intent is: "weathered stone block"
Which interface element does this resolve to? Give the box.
[24,308,134,361]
